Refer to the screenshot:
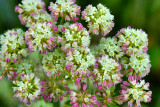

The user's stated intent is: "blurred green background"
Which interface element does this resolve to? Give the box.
[0,0,160,107]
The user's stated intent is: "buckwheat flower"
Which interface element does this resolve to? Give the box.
[40,77,69,102]
[129,53,151,79]
[93,55,122,89]
[60,23,90,51]
[25,22,57,54]
[95,89,123,107]
[69,82,97,107]
[42,47,66,77]
[116,26,148,55]
[65,48,96,80]
[120,76,152,107]
[15,0,52,27]
[0,58,18,81]
[13,73,41,104]
[59,23,94,79]
[0,29,27,63]
[97,37,124,59]
[82,3,114,36]
[48,0,80,22]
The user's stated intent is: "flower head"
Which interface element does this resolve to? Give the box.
[15,0,52,27]
[97,37,124,59]
[82,3,114,36]
[116,26,148,55]
[13,73,41,104]
[120,53,151,79]
[0,29,27,63]
[0,29,27,80]
[48,0,80,22]
[60,22,90,51]
[42,47,66,77]
[93,55,122,89]
[40,77,69,102]
[120,76,152,107]
[25,22,57,53]
[69,82,97,107]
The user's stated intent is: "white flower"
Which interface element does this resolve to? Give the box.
[82,3,114,36]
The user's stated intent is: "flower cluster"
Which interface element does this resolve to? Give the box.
[82,3,114,36]
[93,55,122,89]
[15,0,52,27]
[59,23,95,79]
[95,89,123,107]
[60,22,90,50]
[116,26,148,55]
[42,47,66,76]
[120,76,152,107]
[97,37,124,59]
[0,29,27,80]
[115,26,151,79]
[40,77,69,102]
[69,82,97,107]
[13,73,41,104]
[0,29,27,63]
[48,0,80,22]
[25,22,57,54]
[0,0,152,107]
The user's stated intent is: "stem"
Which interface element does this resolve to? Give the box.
[87,77,90,90]
[60,18,64,25]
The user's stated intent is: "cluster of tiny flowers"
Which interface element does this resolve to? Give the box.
[116,26,148,55]
[0,29,27,63]
[25,22,57,54]
[42,47,66,76]
[115,26,150,79]
[40,77,69,102]
[48,0,80,22]
[60,22,90,50]
[120,76,152,107]
[95,89,123,107]
[0,29,27,80]
[97,37,124,59]
[69,82,97,107]
[15,0,52,27]
[59,23,95,79]
[0,0,152,106]
[82,3,114,36]
[93,55,122,89]
[65,48,95,79]
[128,53,151,78]
[13,73,41,104]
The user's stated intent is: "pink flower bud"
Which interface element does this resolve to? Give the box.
[76,77,81,85]
[13,59,17,63]
[82,82,87,92]
[53,17,58,22]
[107,98,111,102]
[5,57,10,63]
[82,103,87,107]
[47,40,52,45]
[0,75,4,80]
[61,26,65,32]
[30,12,35,17]
[53,27,58,32]
[15,6,19,12]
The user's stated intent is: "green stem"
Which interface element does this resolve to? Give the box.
[87,77,90,90]
[60,18,64,25]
